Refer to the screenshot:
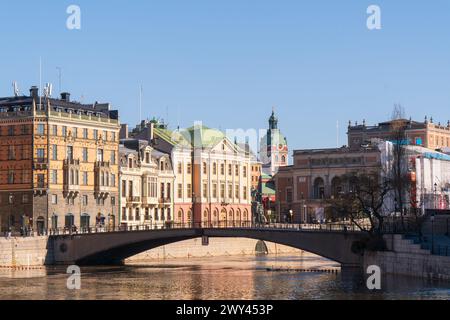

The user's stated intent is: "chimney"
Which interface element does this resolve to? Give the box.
[29,86,39,99]
[60,92,70,102]
[147,121,154,142]
[119,124,129,140]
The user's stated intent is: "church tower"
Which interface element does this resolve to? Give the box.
[260,109,289,176]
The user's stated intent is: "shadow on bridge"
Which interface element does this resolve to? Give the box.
[49,223,366,267]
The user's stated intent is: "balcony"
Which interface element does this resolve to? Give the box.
[64,159,80,166]
[94,161,113,198]
[95,161,111,168]
[33,158,48,170]
[142,196,158,205]
[126,196,141,204]
[159,197,172,205]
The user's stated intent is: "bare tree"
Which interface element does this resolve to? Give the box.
[328,169,392,236]
[388,104,413,226]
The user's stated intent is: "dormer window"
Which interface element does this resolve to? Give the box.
[128,158,133,168]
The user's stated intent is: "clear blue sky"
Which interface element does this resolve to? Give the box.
[1,0,450,151]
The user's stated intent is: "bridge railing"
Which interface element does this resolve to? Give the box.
[47,221,366,236]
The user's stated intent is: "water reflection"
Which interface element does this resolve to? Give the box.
[0,254,448,300]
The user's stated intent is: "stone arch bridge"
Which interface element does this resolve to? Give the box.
[50,225,365,267]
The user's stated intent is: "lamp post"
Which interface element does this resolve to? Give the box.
[431,214,435,254]
[434,183,438,210]
[289,210,293,224]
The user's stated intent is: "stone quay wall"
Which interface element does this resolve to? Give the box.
[363,235,450,281]
[0,236,53,267]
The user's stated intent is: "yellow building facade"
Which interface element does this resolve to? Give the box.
[0,87,120,235]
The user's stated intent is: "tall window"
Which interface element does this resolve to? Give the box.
[167,183,171,199]
[93,129,98,140]
[203,183,208,198]
[187,184,192,198]
[110,151,116,165]
[52,125,57,136]
[37,174,45,188]
[212,183,217,198]
[83,128,88,139]
[66,146,73,160]
[97,149,104,162]
[122,180,126,196]
[8,170,14,184]
[228,164,232,176]
[220,184,225,198]
[228,184,232,198]
[62,126,67,137]
[37,148,45,162]
[128,181,133,198]
[235,185,239,199]
[187,163,192,174]
[178,162,182,174]
[82,147,88,162]
[177,183,183,198]
[243,186,248,200]
[235,165,239,176]
[243,166,247,178]
[203,162,207,174]
[160,183,165,199]
[83,172,88,185]
[220,164,225,175]
[51,170,57,184]
[37,124,44,135]
[213,163,217,175]
[52,145,58,160]
[8,146,15,160]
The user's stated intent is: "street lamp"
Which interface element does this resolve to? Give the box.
[434,183,438,210]
[431,214,435,254]
[289,210,293,224]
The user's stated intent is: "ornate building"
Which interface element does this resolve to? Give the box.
[258,110,289,221]
[275,145,381,223]
[348,117,450,151]
[0,87,120,234]
[119,139,174,228]
[259,109,289,176]
[124,120,253,227]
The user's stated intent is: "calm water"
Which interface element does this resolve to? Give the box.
[0,254,449,300]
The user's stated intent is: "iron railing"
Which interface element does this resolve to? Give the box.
[45,221,366,236]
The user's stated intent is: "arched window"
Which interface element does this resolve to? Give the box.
[313,177,325,199]
[331,177,342,198]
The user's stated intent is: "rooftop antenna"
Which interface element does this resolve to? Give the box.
[12,81,19,97]
[44,83,53,98]
[39,57,42,109]
[56,67,62,94]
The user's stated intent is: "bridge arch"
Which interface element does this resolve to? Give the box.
[51,228,364,267]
